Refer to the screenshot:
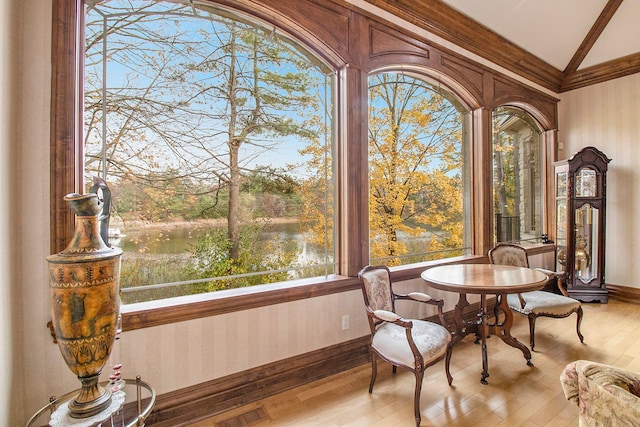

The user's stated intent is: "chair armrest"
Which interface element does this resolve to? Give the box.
[371,309,412,328]
[535,268,571,296]
[396,292,442,306]
[373,309,401,322]
[394,292,449,331]
[407,292,433,302]
[560,361,580,406]
[556,273,570,297]
[534,267,556,277]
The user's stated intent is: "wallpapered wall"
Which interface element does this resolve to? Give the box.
[559,73,640,290]
[11,2,56,425]
[1,0,15,423]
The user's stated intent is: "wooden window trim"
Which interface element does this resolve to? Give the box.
[121,254,491,331]
[52,0,560,332]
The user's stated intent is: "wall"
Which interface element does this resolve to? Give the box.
[1,0,14,423]
[11,1,56,425]
[558,73,640,290]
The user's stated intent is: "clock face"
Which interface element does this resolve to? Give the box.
[575,167,597,197]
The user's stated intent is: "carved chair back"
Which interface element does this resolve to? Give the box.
[488,243,530,268]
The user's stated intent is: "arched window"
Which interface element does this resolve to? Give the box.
[85,0,336,302]
[367,71,471,266]
[492,106,544,244]
[53,0,560,322]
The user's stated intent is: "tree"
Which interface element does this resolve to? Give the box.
[182,22,318,261]
[367,73,464,265]
[181,222,297,291]
[492,110,517,218]
[84,1,331,296]
[84,1,230,231]
[296,72,464,266]
[298,113,335,251]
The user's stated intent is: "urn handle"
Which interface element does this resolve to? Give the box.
[89,177,112,247]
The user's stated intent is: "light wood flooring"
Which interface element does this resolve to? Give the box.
[189,298,640,427]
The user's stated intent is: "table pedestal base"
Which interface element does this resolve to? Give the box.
[451,293,532,384]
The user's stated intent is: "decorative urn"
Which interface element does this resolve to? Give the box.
[46,184,122,418]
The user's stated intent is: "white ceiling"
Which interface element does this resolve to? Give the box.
[440,0,640,71]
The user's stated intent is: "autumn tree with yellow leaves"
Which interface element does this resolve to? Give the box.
[368,72,465,265]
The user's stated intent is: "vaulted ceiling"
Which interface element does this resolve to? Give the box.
[365,0,640,93]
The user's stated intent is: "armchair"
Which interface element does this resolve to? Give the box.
[358,265,453,427]
[560,360,640,426]
[488,243,584,350]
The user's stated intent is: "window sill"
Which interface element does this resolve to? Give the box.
[121,275,358,331]
[120,249,555,331]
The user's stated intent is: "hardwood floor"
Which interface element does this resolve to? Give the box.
[188,299,640,426]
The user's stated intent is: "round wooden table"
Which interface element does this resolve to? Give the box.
[421,263,549,384]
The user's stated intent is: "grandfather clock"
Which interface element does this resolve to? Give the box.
[554,146,610,303]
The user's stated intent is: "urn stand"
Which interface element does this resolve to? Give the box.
[46,188,122,418]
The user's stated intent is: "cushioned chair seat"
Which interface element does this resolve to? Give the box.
[506,290,581,316]
[373,320,450,368]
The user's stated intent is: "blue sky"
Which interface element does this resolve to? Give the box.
[86,0,334,179]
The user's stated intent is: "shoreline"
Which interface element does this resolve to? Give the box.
[111,217,300,232]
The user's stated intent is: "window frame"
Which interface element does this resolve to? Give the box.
[52,0,560,331]
[83,2,341,300]
[492,106,546,245]
[366,69,473,265]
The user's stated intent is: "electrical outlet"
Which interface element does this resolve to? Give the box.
[342,314,350,330]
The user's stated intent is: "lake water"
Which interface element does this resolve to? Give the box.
[112,220,324,260]
[111,220,463,302]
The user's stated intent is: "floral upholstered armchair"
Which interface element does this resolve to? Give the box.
[560,360,640,426]
[358,265,453,427]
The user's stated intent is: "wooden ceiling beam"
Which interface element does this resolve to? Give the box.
[563,0,624,75]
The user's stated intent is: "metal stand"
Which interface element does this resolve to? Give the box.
[26,376,155,427]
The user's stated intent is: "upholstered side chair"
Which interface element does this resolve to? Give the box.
[488,243,584,351]
[358,265,453,427]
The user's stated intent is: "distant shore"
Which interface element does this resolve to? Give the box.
[110,217,299,232]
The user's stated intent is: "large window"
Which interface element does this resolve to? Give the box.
[492,106,543,244]
[85,0,336,303]
[53,0,559,321]
[367,72,471,266]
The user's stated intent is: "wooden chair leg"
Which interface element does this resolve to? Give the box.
[369,354,377,393]
[576,306,585,343]
[528,315,537,351]
[413,369,424,426]
[445,342,453,385]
